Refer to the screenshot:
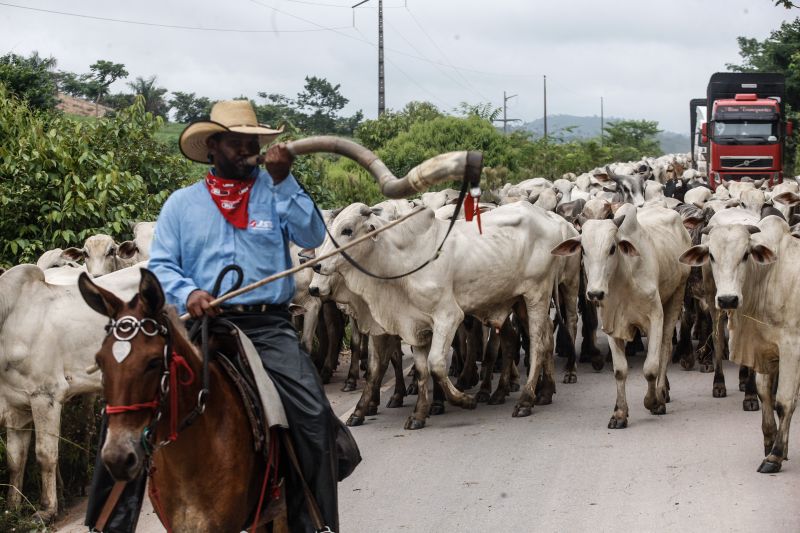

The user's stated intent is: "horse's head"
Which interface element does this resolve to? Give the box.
[78,269,169,481]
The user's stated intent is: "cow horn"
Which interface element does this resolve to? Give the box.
[613,214,626,228]
[359,205,373,217]
[274,136,484,199]
[605,165,619,181]
[747,225,761,234]
[701,225,714,235]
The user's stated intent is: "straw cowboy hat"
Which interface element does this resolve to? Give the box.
[179,100,284,163]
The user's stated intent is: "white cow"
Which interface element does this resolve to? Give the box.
[62,234,139,277]
[0,264,142,520]
[552,204,690,428]
[679,216,800,473]
[310,201,575,428]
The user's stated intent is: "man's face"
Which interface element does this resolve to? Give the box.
[206,132,260,179]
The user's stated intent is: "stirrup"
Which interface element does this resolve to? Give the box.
[317,527,335,533]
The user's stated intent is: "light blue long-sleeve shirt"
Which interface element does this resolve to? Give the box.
[148,168,325,315]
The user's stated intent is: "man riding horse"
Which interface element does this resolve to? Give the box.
[87,100,340,532]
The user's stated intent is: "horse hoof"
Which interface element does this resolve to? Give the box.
[512,404,532,417]
[650,404,666,416]
[562,373,577,384]
[346,414,365,427]
[404,417,426,430]
[742,398,760,412]
[534,394,553,406]
[341,381,357,392]
[757,459,781,474]
[608,416,628,429]
[386,395,404,408]
[698,363,713,374]
[712,384,727,398]
[679,358,695,371]
[430,403,446,416]
[509,382,520,392]
[406,383,419,396]
[367,404,378,416]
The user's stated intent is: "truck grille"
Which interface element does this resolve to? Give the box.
[719,156,773,169]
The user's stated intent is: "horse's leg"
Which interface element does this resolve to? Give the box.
[5,409,33,511]
[31,396,63,522]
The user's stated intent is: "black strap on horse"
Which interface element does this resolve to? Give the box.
[281,431,333,533]
[297,172,471,281]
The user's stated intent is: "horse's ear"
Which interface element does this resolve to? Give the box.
[139,269,165,316]
[78,272,123,317]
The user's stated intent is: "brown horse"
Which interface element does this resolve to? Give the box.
[78,269,284,532]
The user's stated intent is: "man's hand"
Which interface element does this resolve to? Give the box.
[186,289,219,318]
[264,143,294,184]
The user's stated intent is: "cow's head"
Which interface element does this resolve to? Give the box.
[78,269,182,481]
[594,167,646,207]
[679,225,776,310]
[63,234,129,277]
[552,212,639,304]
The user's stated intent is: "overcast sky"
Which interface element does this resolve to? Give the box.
[1,0,796,133]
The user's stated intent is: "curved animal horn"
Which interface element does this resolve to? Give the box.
[359,205,373,217]
[605,165,619,181]
[613,214,626,228]
[248,137,483,199]
[747,225,761,234]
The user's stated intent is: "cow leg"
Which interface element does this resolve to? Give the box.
[742,367,760,412]
[387,338,406,408]
[694,309,714,372]
[578,270,604,369]
[513,295,553,418]
[455,318,480,391]
[405,344,432,430]
[427,317,476,410]
[343,326,364,392]
[489,318,520,404]
[656,292,683,407]
[348,334,392,426]
[313,307,329,377]
[672,290,695,370]
[5,409,33,511]
[643,305,666,415]
[430,380,446,415]
[711,311,727,398]
[321,302,345,384]
[300,299,321,354]
[759,352,800,474]
[477,327,500,403]
[608,336,629,429]
[756,371,778,459]
[31,396,63,522]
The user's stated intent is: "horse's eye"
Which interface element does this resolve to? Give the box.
[146,358,162,372]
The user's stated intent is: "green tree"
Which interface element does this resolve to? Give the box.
[355,101,442,150]
[0,52,58,110]
[169,91,213,122]
[294,76,363,135]
[128,75,169,118]
[602,119,662,161]
[454,101,502,122]
[84,60,128,111]
[103,92,136,111]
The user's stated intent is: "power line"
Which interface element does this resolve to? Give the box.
[284,0,406,8]
[0,1,350,33]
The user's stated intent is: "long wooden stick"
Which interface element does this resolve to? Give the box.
[86,207,427,375]
[177,207,427,321]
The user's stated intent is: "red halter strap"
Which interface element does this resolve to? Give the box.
[105,401,159,414]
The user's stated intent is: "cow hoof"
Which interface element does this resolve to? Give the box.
[563,372,577,384]
[430,403,446,416]
[341,380,357,392]
[406,383,419,396]
[742,398,760,411]
[488,390,507,405]
[698,363,713,374]
[404,417,426,430]
[664,390,671,403]
[591,358,605,372]
[739,381,747,392]
[386,395,404,408]
[461,396,478,410]
[534,394,553,406]
[476,390,491,403]
[346,414,365,427]
[608,416,628,429]
[512,404,532,417]
[757,459,782,474]
[366,404,378,416]
[679,357,695,371]
[509,382,520,392]
[712,384,727,398]
[650,404,666,416]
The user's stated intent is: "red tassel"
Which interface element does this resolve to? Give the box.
[464,194,474,221]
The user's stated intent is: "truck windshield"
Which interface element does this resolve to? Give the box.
[713,121,776,143]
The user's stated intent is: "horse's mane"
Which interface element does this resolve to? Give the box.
[162,305,201,363]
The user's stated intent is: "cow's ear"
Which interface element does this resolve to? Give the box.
[725,199,741,209]
[117,240,138,260]
[682,216,705,230]
[138,269,165,316]
[62,247,85,261]
[618,239,639,256]
[750,244,777,265]
[774,191,800,207]
[78,272,123,317]
[551,237,581,256]
[679,245,709,266]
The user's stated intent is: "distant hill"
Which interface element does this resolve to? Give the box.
[57,93,113,117]
[515,114,690,155]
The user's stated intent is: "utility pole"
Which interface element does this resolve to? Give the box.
[353,0,385,115]
[600,96,604,147]
[543,75,548,140]
[493,91,520,134]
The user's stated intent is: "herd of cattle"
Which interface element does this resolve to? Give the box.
[2,153,800,520]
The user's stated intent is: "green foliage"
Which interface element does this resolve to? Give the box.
[170,91,214,122]
[355,101,443,151]
[0,52,58,110]
[0,85,194,267]
[127,75,169,118]
[454,101,502,122]
[601,120,663,162]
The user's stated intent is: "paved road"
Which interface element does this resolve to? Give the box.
[56,351,800,532]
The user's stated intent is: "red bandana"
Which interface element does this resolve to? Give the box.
[205,172,256,229]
